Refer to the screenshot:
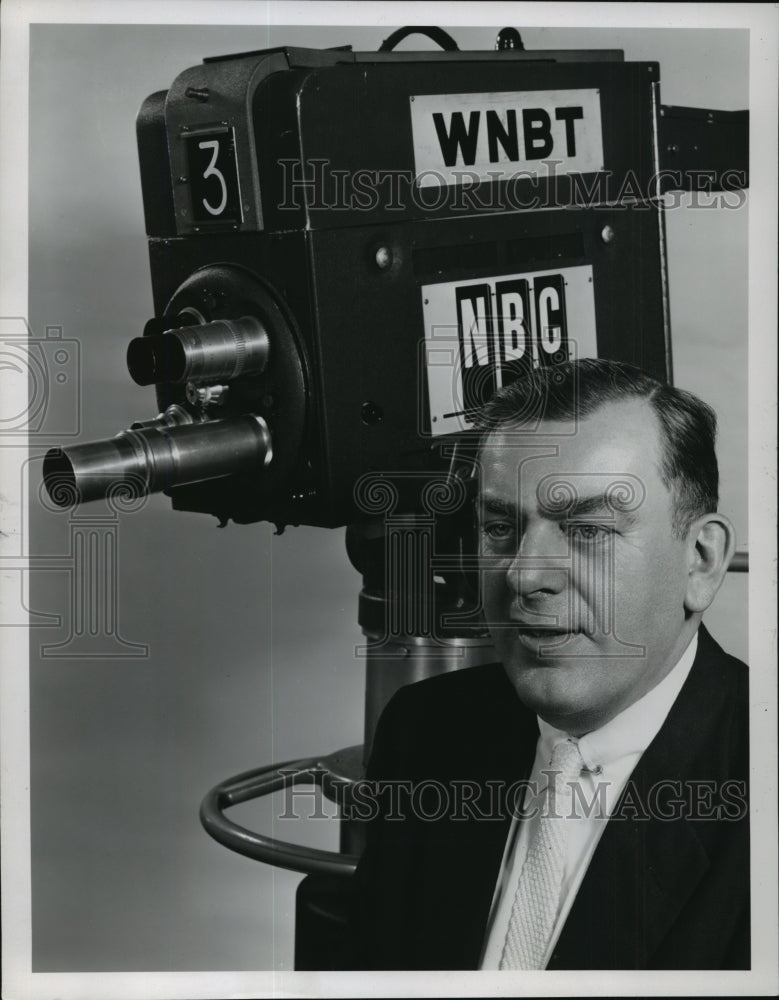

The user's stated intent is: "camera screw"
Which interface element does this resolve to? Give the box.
[361,401,384,425]
[186,382,229,407]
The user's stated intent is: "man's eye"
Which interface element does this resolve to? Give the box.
[481,522,514,541]
[568,522,612,542]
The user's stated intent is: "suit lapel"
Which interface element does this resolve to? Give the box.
[546,754,710,969]
[417,665,540,968]
[547,627,734,969]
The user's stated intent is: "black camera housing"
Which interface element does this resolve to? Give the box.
[137,43,669,528]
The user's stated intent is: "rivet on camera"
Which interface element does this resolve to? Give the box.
[374,246,393,270]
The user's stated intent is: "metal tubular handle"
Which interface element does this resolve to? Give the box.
[199,752,360,877]
[378,26,459,52]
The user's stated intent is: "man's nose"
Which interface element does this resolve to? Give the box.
[506,522,569,597]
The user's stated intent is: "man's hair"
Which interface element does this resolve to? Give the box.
[475,358,719,538]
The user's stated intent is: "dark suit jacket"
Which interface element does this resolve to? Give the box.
[351,625,749,970]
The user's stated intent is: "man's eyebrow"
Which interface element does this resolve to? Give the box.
[478,492,639,521]
[544,492,637,521]
[478,496,517,517]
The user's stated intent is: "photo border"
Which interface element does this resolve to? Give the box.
[1,2,776,997]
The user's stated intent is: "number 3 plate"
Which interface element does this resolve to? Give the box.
[186,129,242,225]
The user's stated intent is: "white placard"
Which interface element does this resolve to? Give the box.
[422,264,597,436]
[411,89,604,187]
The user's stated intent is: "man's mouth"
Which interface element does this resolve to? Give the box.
[516,626,571,638]
[509,623,586,641]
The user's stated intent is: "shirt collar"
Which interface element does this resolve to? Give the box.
[537,631,699,772]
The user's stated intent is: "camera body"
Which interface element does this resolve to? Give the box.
[135,43,669,528]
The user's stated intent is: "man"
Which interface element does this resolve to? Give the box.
[350,359,749,970]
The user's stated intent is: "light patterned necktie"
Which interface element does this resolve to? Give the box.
[499,737,584,970]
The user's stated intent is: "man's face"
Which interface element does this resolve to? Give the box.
[478,398,696,735]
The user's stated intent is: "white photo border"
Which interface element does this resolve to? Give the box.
[1,2,776,998]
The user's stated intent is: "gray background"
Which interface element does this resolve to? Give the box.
[28,24,748,971]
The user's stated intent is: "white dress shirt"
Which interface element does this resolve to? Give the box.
[479,632,699,969]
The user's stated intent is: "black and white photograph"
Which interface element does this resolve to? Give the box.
[0,2,776,998]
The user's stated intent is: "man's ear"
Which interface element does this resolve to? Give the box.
[684,513,737,614]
